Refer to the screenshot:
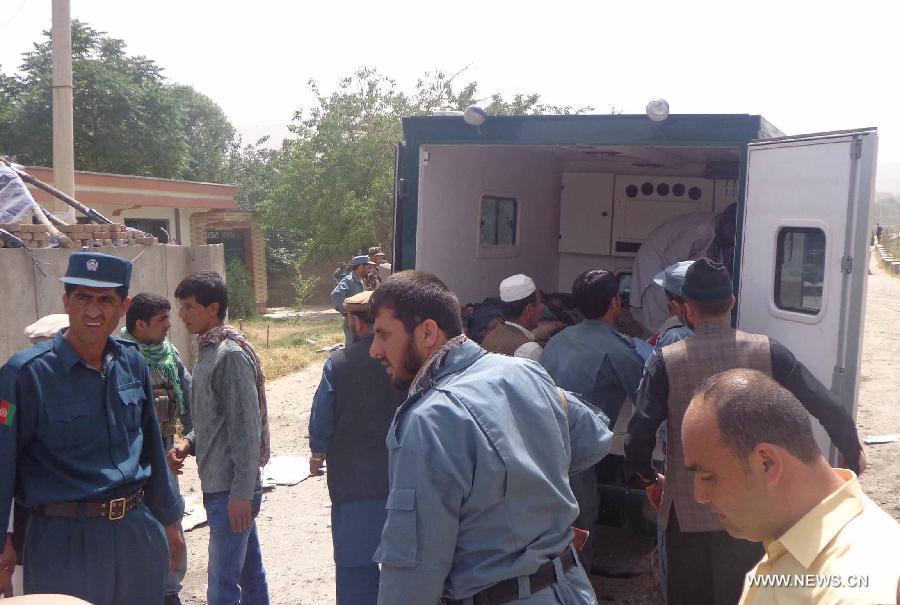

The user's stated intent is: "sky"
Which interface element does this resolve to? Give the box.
[2,0,900,191]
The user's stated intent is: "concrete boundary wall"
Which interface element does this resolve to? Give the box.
[0,244,225,367]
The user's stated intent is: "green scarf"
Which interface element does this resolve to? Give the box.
[120,328,186,415]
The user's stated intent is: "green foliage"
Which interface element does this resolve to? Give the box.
[256,67,592,271]
[225,257,257,319]
[170,85,235,182]
[0,21,233,182]
[293,271,320,307]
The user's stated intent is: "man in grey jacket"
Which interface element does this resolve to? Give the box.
[170,271,270,605]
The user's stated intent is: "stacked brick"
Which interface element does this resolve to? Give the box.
[0,223,159,248]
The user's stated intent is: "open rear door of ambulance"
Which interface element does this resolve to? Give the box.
[736,128,877,461]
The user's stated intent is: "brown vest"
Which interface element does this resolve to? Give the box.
[481,322,531,357]
[660,320,772,532]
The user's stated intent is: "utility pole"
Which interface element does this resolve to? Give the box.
[51,0,76,222]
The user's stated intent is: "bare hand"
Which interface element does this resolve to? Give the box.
[1,533,14,597]
[167,440,192,475]
[309,455,325,477]
[227,498,253,533]
[645,474,665,512]
[837,449,868,475]
[164,522,184,572]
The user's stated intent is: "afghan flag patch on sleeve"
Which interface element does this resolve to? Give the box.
[0,400,15,427]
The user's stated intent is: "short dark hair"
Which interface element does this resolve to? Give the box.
[686,297,733,317]
[174,271,228,319]
[349,308,375,326]
[500,290,537,321]
[692,369,820,465]
[126,293,171,333]
[64,283,129,302]
[370,270,462,337]
[664,290,685,304]
[572,270,618,319]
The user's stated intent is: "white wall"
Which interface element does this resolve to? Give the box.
[415,145,562,303]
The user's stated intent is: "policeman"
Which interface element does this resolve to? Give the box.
[540,269,646,572]
[309,290,405,604]
[648,261,695,353]
[369,271,613,604]
[331,255,374,344]
[0,251,184,604]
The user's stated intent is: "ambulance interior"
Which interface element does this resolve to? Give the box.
[413,143,744,315]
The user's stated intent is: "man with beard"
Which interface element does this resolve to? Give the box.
[309,290,405,604]
[121,293,192,605]
[369,271,613,605]
[0,252,183,604]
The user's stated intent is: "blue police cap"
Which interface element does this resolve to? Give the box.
[350,255,375,268]
[59,251,133,291]
[652,260,695,297]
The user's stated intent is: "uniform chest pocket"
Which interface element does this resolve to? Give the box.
[44,400,93,449]
[117,385,145,431]
[374,487,417,568]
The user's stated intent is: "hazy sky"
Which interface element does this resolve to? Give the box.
[2,0,899,190]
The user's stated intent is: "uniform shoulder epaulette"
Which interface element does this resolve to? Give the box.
[4,340,55,373]
[612,329,637,349]
[114,337,140,349]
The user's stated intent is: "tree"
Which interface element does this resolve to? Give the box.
[171,84,235,182]
[257,67,591,271]
[0,21,234,182]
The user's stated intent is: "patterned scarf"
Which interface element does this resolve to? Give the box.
[197,323,271,466]
[408,334,468,398]
[119,329,186,415]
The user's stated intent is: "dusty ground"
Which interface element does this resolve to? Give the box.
[178,257,900,603]
[856,259,900,521]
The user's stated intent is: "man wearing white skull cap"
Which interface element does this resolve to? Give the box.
[481,274,544,362]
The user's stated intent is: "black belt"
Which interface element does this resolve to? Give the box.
[442,547,577,605]
[32,488,145,521]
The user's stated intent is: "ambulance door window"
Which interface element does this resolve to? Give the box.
[774,227,825,315]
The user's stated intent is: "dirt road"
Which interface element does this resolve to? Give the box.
[178,258,900,603]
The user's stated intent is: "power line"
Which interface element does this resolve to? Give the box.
[0,0,30,32]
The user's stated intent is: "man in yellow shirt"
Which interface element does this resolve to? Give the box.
[682,368,900,605]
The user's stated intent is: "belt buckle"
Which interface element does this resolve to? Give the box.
[108,497,127,521]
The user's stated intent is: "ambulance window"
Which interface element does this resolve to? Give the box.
[479,196,517,246]
[774,227,825,315]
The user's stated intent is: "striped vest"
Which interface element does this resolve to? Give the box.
[660,320,772,532]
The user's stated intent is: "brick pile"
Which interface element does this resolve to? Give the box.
[0,223,159,248]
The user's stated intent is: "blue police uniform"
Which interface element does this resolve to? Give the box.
[309,329,405,605]
[0,252,181,605]
[0,333,182,604]
[376,340,612,604]
[331,273,365,343]
[309,360,386,575]
[540,320,644,425]
[540,319,645,573]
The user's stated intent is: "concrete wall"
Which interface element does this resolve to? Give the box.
[0,244,225,368]
[415,145,562,304]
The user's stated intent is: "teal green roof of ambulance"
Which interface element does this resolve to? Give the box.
[394,113,782,271]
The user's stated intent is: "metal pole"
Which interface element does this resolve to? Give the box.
[52,0,76,223]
